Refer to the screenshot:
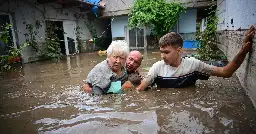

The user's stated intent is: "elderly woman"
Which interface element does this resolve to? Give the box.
[82,40,133,95]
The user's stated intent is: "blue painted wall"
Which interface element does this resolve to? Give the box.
[178,9,197,33]
[111,16,128,37]
[111,9,197,38]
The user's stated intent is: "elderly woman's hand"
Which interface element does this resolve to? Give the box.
[81,83,92,93]
[121,81,134,90]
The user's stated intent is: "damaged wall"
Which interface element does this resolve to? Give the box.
[216,0,256,107]
[0,0,108,63]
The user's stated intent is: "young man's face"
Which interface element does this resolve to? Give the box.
[160,45,181,65]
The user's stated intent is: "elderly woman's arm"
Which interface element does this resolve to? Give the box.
[82,61,112,93]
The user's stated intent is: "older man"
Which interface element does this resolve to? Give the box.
[126,50,143,86]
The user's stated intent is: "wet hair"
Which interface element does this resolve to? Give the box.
[159,32,183,48]
[107,40,129,57]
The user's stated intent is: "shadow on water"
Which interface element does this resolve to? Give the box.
[0,51,256,134]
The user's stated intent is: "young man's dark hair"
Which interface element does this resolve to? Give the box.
[159,32,183,48]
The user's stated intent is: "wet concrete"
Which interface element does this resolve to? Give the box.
[0,51,256,134]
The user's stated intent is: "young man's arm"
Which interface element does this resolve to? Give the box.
[136,80,150,91]
[136,63,158,91]
[211,25,255,77]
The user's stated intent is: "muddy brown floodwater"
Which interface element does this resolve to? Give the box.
[0,51,256,134]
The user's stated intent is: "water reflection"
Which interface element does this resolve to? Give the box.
[0,51,256,134]
[36,111,159,134]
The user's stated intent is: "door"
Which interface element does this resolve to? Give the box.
[63,21,77,55]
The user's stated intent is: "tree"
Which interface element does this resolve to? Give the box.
[128,0,185,38]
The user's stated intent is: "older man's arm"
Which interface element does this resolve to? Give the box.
[136,64,158,91]
[122,81,134,90]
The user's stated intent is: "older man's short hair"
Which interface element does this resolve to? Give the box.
[107,40,129,57]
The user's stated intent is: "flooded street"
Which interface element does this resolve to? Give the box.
[0,51,256,134]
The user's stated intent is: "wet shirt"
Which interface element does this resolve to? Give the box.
[143,57,214,88]
[84,60,128,92]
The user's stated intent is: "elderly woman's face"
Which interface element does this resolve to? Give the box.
[108,54,126,72]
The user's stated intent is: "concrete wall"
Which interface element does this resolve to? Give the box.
[216,0,256,107]
[0,0,108,63]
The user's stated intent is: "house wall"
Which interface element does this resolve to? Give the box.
[111,16,128,38]
[179,9,197,33]
[178,9,197,41]
[101,0,215,17]
[216,0,256,108]
[0,0,108,63]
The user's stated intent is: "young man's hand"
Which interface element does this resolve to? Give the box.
[211,25,255,78]
[241,25,255,53]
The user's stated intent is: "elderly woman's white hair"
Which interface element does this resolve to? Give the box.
[107,40,129,57]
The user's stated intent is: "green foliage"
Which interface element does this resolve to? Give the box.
[41,22,62,60]
[24,21,40,52]
[0,24,12,43]
[128,0,185,38]
[195,5,224,61]
[0,24,29,71]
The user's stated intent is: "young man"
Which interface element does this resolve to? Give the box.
[137,25,255,90]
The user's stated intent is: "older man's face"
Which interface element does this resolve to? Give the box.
[126,53,142,73]
[108,54,126,72]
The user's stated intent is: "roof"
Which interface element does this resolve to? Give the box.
[37,0,105,12]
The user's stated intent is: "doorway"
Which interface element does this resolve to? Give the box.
[45,21,66,55]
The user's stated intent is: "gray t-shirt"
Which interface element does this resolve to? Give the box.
[84,60,128,92]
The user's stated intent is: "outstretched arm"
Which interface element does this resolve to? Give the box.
[136,80,149,91]
[211,25,255,77]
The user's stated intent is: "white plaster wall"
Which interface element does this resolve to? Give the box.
[216,0,256,108]
[217,0,256,30]
[111,16,128,38]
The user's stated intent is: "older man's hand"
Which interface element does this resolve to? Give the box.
[81,83,92,93]
[122,81,134,90]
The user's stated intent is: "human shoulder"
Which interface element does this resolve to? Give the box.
[152,60,166,68]
[183,57,214,74]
